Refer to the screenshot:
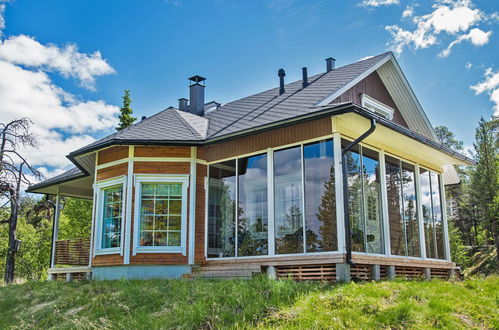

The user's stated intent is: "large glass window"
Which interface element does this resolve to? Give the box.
[238,154,268,256]
[303,139,337,252]
[343,140,383,254]
[385,156,420,257]
[274,146,304,254]
[420,169,445,259]
[101,186,123,249]
[207,160,236,258]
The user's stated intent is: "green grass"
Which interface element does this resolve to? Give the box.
[0,276,497,329]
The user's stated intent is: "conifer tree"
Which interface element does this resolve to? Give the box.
[116,89,136,131]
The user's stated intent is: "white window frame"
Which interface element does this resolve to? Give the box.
[361,93,394,120]
[133,174,189,255]
[93,176,127,256]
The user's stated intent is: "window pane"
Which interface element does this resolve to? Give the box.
[343,142,364,252]
[139,183,183,247]
[274,147,303,255]
[385,156,404,256]
[431,172,445,259]
[303,139,337,252]
[208,160,236,258]
[420,169,436,258]
[362,148,383,254]
[238,154,268,256]
[402,163,420,257]
[101,186,122,249]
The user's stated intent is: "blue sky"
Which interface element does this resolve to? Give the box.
[0,0,497,176]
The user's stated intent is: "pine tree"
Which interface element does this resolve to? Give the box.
[116,90,136,131]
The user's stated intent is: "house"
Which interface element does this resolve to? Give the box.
[27,52,474,281]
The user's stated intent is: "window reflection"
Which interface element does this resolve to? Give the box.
[274,147,303,254]
[238,154,268,256]
[303,140,337,252]
[207,160,236,258]
[420,169,445,259]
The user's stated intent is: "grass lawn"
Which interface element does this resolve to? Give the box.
[0,276,497,329]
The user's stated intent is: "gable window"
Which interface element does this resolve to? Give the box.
[361,94,394,120]
[133,175,188,254]
[94,176,127,255]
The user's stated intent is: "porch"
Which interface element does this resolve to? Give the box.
[47,237,92,281]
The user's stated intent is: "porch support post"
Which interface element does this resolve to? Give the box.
[378,150,391,256]
[266,266,277,280]
[370,264,381,281]
[50,192,62,270]
[336,263,351,282]
[423,267,431,281]
[333,133,345,254]
[386,265,396,280]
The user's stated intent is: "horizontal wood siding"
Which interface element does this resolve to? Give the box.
[92,254,123,266]
[195,164,207,263]
[97,146,129,165]
[331,71,408,128]
[96,163,128,181]
[205,117,332,162]
[133,161,190,174]
[134,146,191,158]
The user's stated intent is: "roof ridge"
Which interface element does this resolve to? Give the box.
[172,109,205,140]
[176,110,209,138]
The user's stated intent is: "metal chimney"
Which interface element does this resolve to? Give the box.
[326,57,336,72]
[302,67,308,88]
[278,69,286,95]
[188,75,206,116]
[178,98,188,111]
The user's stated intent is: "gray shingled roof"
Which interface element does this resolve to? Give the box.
[26,166,85,192]
[71,52,391,156]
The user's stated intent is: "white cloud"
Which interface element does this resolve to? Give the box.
[402,6,414,18]
[439,27,492,57]
[465,62,472,70]
[470,68,499,116]
[360,0,399,7]
[386,0,492,56]
[0,4,5,35]
[0,5,118,182]
[0,35,115,90]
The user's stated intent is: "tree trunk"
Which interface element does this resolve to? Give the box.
[4,203,18,284]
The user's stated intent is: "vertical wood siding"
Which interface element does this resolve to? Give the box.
[331,71,408,128]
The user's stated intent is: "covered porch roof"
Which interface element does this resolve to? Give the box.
[26,167,93,199]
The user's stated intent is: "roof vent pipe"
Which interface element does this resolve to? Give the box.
[326,57,336,72]
[302,67,308,88]
[278,68,286,95]
[188,75,206,116]
[178,98,188,111]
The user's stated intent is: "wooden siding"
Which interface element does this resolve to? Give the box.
[96,163,128,181]
[194,164,207,263]
[134,146,191,158]
[331,71,408,128]
[97,146,129,165]
[133,161,190,174]
[92,254,123,266]
[205,117,332,162]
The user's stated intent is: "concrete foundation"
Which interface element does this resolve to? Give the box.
[336,263,351,282]
[370,264,381,281]
[92,265,192,280]
[386,265,396,280]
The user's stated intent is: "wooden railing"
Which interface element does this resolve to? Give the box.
[55,237,90,266]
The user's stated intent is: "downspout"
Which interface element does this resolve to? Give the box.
[341,118,376,266]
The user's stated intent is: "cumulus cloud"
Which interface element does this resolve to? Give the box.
[0,3,118,180]
[470,68,499,116]
[0,35,115,90]
[360,0,399,7]
[386,0,492,56]
[402,6,414,18]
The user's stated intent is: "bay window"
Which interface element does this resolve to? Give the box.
[94,176,127,255]
[133,175,188,254]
